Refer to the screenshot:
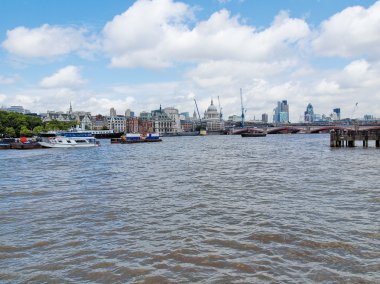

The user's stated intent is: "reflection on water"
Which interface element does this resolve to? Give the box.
[1,134,379,283]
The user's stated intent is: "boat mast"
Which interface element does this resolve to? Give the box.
[240,88,245,128]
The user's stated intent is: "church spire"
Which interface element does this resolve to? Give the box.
[69,101,73,114]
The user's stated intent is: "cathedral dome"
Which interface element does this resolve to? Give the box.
[207,100,218,112]
[204,99,219,120]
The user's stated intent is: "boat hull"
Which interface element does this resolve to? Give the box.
[111,138,162,144]
[10,143,42,149]
[38,142,99,148]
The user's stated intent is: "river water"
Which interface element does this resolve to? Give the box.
[0,134,379,283]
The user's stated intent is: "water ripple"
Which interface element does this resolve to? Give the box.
[1,134,379,283]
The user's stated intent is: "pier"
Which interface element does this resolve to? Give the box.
[330,126,380,147]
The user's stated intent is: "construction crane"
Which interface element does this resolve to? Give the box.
[240,88,245,128]
[352,102,359,119]
[194,98,202,125]
[217,96,223,122]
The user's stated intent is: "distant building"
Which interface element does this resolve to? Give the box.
[180,112,190,120]
[139,120,154,135]
[7,105,30,114]
[273,100,289,123]
[228,115,242,123]
[92,114,108,130]
[179,112,195,132]
[364,114,374,121]
[139,111,152,121]
[262,113,268,123]
[44,102,92,130]
[110,107,117,117]
[203,99,224,132]
[125,109,134,118]
[304,103,314,123]
[164,107,182,133]
[126,117,139,133]
[106,116,126,133]
[192,110,198,121]
[151,105,176,135]
[333,108,341,120]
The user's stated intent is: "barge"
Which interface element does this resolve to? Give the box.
[111,133,162,144]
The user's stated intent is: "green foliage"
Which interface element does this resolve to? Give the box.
[101,124,109,130]
[0,111,43,137]
[0,111,81,137]
[20,126,33,137]
[44,120,76,131]
[4,127,16,137]
[33,125,44,135]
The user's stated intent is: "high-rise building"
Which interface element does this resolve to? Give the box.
[262,113,268,123]
[304,103,314,123]
[110,107,116,117]
[125,109,134,118]
[273,100,289,123]
[333,108,340,120]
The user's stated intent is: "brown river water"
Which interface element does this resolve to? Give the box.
[0,134,379,283]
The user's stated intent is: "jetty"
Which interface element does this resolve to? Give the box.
[330,126,380,147]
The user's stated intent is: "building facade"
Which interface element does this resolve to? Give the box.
[273,100,289,123]
[304,103,314,123]
[203,99,225,132]
[151,106,176,135]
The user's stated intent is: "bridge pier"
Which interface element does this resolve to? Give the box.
[363,139,368,148]
[348,140,355,147]
[330,128,380,148]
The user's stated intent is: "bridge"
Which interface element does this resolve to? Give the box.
[229,125,380,135]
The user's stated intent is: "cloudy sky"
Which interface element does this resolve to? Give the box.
[1,0,379,121]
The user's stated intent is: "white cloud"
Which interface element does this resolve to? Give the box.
[312,1,380,59]
[102,0,309,68]
[0,75,17,85]
[2,24,93,58]
[40,66,86,89]
[3,1,380,121]
[338,59,380,88]
[103,0,192,68]
[315,79,340,94]
[186,59,298,88]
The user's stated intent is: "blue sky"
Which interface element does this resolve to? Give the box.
[0,0,379,121]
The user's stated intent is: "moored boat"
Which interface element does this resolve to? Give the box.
[0,138,15,150]
[38,132,100,148]
[111,133,162,144]
[10,142,41,149]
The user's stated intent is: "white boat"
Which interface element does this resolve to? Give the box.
[38,132,100,148]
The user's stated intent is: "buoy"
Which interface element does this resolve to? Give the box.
[20,137,27,143]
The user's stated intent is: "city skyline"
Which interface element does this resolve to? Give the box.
[1,0,380,121]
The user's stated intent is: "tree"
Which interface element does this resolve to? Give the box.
[20,126,33,137]
[4,127,16,138]
[33,126,44,135]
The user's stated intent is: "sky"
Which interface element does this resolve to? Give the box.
[1,0,379,122]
